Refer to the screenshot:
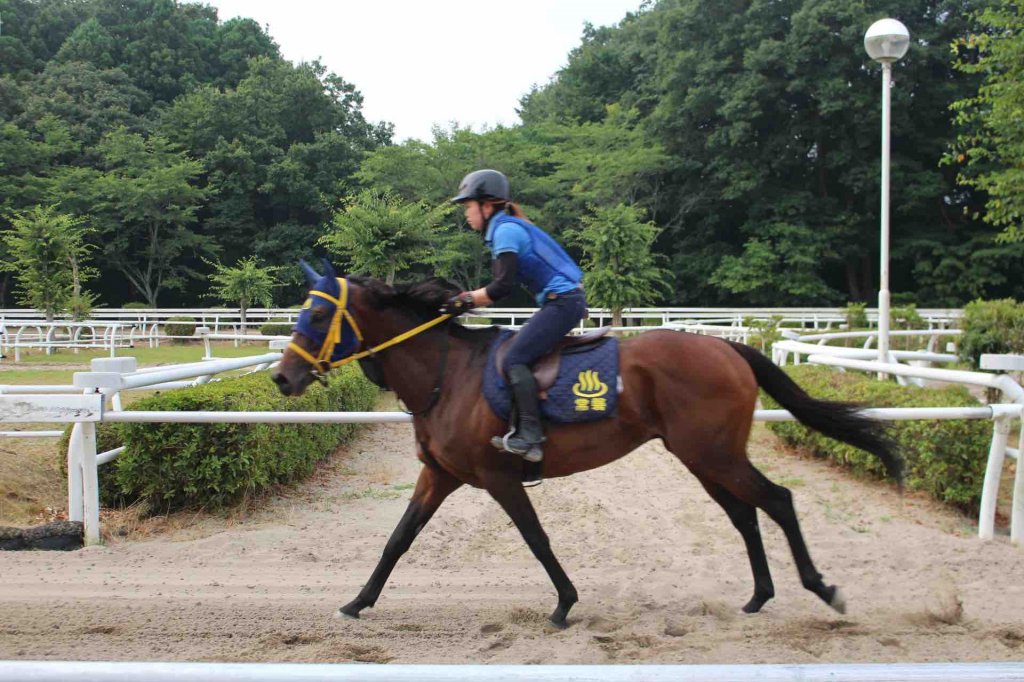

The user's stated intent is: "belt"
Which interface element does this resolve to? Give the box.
[545,287,585,300]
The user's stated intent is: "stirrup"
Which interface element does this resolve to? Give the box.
[490,429,543,463]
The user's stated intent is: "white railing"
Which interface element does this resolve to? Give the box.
[772,338,1024,542]
[0,305,965,329]
[4,324,1021,547]
[1,661,1022,681]
[0,321,135,361]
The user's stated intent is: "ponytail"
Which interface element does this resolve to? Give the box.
[485,199,529,222]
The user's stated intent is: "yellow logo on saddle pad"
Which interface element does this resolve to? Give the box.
[572,370,609,412]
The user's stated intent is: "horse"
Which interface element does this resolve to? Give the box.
[271,261,902,627]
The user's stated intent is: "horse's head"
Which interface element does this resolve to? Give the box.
[271,258,365,396]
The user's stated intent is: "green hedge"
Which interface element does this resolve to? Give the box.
[763,365,991,510]
[163,316,197,338]
[959,299,1024,368]
[64,366,377,511]
[259,320,293,336]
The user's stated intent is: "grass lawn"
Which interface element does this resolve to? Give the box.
[0,341,285,527]
[8,341,276,367]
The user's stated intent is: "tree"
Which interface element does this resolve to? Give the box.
[948,0,1024,243]
[87,128,212,307]
[0,205,95,320]
[320,191,451,285]
[568,203,669,326]
[206,256,281,333]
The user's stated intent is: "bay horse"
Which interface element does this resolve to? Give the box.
[271,262,901,627]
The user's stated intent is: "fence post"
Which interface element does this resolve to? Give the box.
[979,414,1011,541]
[67,423,83,523]
[1013,420,1024,545]
[80,420,100,545]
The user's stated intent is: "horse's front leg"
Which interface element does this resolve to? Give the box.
[484,475,578,627]
[339,463,462,618]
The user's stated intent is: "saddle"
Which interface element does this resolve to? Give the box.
[494,326,611,393]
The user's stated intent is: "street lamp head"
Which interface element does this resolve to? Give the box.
[864,18,910,63]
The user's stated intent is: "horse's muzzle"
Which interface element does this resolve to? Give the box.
[270,371,294,396]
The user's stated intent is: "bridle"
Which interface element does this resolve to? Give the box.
[287,277,453,414]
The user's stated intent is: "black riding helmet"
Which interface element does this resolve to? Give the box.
[450,169,510,204]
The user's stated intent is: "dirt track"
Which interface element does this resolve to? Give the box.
[1,421,1023,663]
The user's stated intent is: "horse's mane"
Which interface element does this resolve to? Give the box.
[349,276,500,347]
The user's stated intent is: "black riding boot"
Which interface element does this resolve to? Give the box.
[491,364,546,462]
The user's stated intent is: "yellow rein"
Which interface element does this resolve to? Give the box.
[287,277,452,373]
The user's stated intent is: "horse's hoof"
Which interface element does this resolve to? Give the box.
[741,594,771,614]
[828,586,846,614]
[338,599,366,619]
[549,600,575,628]
[548,616,570,630]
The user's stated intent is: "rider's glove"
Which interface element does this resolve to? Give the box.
[441,292,475,316]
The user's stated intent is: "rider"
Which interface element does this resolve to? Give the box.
[443,169,587,463]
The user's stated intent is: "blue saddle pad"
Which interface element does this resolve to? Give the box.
[483,330,620,424]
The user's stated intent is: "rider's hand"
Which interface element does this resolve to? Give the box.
[440,292,475,316]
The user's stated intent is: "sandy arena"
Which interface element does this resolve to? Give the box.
[1,421,1023,664]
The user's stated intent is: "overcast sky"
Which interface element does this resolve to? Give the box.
[201,0,642,142]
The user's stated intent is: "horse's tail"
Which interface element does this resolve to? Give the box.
[726,340,903,486]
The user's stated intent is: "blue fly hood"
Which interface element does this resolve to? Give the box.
[292,258,362,366]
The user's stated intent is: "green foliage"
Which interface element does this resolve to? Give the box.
[0,204,96,320]
[947,0,1024,243]
[568,203,670,325]
[0,2,386,307]
[2,0,1022,308]
[743,315,783,352]
[122,302,153,309]
[81,128,212,306]
[891,304,924,330]
[958,298,1024,366]
[844,302,869,329]
[763,365,991,510]
[162,316,196,339]
[259,321,294,336]
[67,290,97,321]
[521,0,1013,306]
[108,367,376,510]
[206,256,281,330]
[320,190,451,285]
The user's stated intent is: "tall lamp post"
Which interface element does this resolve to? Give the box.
[864,19,909,368]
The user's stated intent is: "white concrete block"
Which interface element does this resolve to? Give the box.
[73,372,125,389]
[980,354,1024,371]
[90,357,138,373]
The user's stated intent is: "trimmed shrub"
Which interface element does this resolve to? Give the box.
[763,365,991,511]
[86,366,376,511]
[260,320,294,336]
[123,302,153,309]
[844,302,868,329]
[743,315,782,352]
[163,316,197,338]
[891,303,924,330]
[959,299,1024,368]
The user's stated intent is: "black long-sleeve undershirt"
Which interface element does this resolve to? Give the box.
[484,252,518,302]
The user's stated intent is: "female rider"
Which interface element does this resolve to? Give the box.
[443,169,587,463]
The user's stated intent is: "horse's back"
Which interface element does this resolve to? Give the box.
[620,330,758,398]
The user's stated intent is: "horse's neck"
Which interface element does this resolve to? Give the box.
[364,316,462,406]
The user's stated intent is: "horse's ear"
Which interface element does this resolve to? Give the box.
[299,259,320,286]
[320,257,337,279]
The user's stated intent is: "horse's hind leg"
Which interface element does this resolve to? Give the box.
[696,478,775,613]
[722,462,846,614]
[484,475,578,627]
[339,463,462,619]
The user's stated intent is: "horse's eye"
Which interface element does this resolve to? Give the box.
[310,307,329,323]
